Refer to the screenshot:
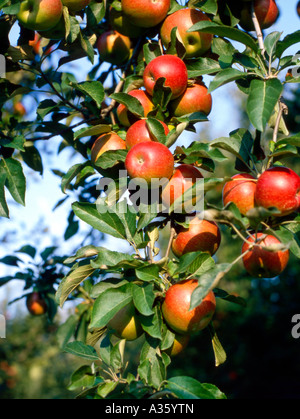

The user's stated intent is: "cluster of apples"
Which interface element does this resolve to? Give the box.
[223,167,300,278]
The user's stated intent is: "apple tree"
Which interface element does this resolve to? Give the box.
[0,0,300,400]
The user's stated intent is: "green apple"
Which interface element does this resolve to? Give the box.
[62,0,91,13]
[17,0,63,32]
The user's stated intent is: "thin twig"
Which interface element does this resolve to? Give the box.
[251,4,266,57]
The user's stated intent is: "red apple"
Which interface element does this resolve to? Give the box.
[172,216,221,258]
[109,6,145,38]
[117,89,154,128]
[161,164,203,212]
[125,141,174,187]
[165,333,190,357]
[255,166,300,217]
[143,55,188,100]
[169,81,212,117]
[222,173,257,216]
[26,292,48,316]
[239,0,279,32]
[161,8,213,59]
[242,233,289,278]
[62,0,91,13]
[13,102,26,117]
[17,0,63,32]
[297,1,300,18]
[125,119,169,150]
[91,132,126,164]
[96,30,131,65]
[162,279,216,335]
[121,0,170,28]
[107,303,143,341]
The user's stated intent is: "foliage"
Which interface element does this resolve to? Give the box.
[0,0,300,400]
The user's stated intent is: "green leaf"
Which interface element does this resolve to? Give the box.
[61,162,92,194]
[1,158,26,206]
[190,263,231,310]
[94,149,127,170]
[208,324,227,367]
[64,341,99,361]
[276,133,300,148]
[135,264,161,283]
[188,21,258,52]
[132,283,155,316]
[110,92,145,117]
[166,376,226,399]
[139,305,163,339]
[264,31,282,58]
[208,68,246,93]
[90,284,133,329]
[175,252,215,277]
[68,365,95,391]
[37,99,59,119]
[56,263,96,307]
[21,145,43,175]
[16,245,36,259]
[56,315,78,349]
[74,124,111,141]
[71,81,104,108]
[146,117,168,145]
[246,78,283,132]
[186,57,221,78]
[72,202,127,240]
[276,30,300,58]
[0,163,9,218]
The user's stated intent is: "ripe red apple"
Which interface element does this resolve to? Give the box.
[143,55,188,100]
[125,119,169,150]
[297,1,300,18]
[96,30,131,65]
[222,173,257,216]
[161,164,203,212]
[62,0,91,13]
[172,216,221,258]
[109,7,145,38]
[161,8,213,59]
[255,166,300,217]
[165,333,190,357]
[239,0,279,32]
[107,303,143,341]
[242,233,289,278]
[125,141,174,187]
[26,292,48,316]
[121,0,171,28]
[169,81,212,117]
[117,89,154,128]
[17,0,63,32]
[13,102,26,117]
[162,279,216,335]
[91,132,126,164]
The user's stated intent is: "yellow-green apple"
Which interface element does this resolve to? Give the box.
[239,0,279,31]
[109,6,145,38]
[62,0,90,13]
[169,81,212,117]
[121,0,170,28]
[96,30,131,65]
[91,132,126,164]
[38,16,66,39]
[107,303,143,341]
[255,167,300,217]
[160,8,213,59]
[161,164,203,212]
[125,119,169,150]
[125,141,174,187]
[242,233,289,278]
[26,292,48,316]
[117,89,154,128]
[172,216,221,257]
[143,55,188,99]
[165,333,190,357]
[162,279,216,335]
[222,173,257,216]
[17,0,63,32]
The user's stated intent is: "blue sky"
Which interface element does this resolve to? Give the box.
[0,0,299,316]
